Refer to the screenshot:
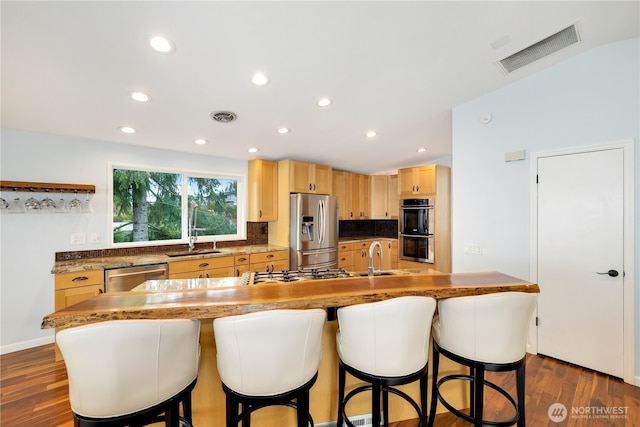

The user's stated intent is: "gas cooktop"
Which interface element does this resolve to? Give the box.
[243,268,352,285]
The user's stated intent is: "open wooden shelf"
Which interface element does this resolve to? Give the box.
[0,180,95,194]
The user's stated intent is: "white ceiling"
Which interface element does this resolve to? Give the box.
[2,1,638,174]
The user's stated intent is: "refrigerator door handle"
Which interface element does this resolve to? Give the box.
[299,260,337,271]
[318,199,325,245]
[301,248,336,256]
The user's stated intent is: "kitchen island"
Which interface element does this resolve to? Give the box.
[42,272,539,426]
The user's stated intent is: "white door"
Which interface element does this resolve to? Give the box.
[537,148,624,378]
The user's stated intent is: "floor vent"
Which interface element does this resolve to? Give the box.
[348,414,373,427]
[316,413,380,427]
[497,23,580,74]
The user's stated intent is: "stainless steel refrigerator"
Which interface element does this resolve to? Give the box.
[290,193,339,270]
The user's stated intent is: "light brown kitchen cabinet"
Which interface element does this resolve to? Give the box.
[250,250,289,273]
[356,174,370,219]
[247,159,277,222]
[286,160,332,194]
[370,175,398,219]
[343,172,370,219]
[387,175,399,219]
[332,170,349,220]
[54,269,104,360]
[338,242,355,271]
[353,239,374,272]
[168,255,235,279]
[398,164,436,197]
[234,254,250,277]
[370,175,388,219]
[380,239,398,270]
[55,270,104,311]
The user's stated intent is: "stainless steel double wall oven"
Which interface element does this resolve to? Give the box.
[399,198,434,263]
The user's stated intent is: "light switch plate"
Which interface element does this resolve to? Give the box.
[71,233,86,245]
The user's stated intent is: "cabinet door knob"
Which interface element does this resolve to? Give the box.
[259,209,262,218]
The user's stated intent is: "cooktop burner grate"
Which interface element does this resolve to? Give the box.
[250,268,352,284]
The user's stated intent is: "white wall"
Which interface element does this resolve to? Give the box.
[0,129,247,353]
[451,39,639,378]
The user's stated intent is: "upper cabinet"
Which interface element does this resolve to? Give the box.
[351,173,370,219]
[332,170,370,220]
[398,165,436,197]
[287,160,332,194]
[247,159,277,222]
[332,170,349,220]
[370,175,398,219]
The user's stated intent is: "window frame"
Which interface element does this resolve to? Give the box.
[108,162,246,247]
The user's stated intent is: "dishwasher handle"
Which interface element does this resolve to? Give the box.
[106,267,168,279]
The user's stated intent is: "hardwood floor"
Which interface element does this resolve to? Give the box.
[1,344,639,426]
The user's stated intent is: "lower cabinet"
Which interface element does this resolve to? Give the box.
[339,239,398,273]
[353,240,374,272]
[338,243,355,271]
[381,239,398,270]
[250,250,289,273]
[54,269,105,361]
[234,254,250,277]
[168,255,235,279]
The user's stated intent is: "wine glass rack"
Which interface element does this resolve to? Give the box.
[0,180,95,194]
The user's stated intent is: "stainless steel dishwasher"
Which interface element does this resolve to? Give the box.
[104,263,169,292]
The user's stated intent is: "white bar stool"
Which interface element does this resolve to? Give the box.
[336,296,437,427]
[56,319,201,427]
[427,292,538,427]
[213,309,326,427]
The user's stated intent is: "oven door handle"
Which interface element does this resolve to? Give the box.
[399,233,433,238]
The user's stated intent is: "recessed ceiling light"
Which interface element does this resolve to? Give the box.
[130,91,151,103]
[252,72,270,86]
[277,127,290,134]
[194,138,207,145]
[149,36,175,54]
[316,98,332,107]
[366,131,377,138]
[248,148,259,153]
[416,147,427,153]
[119,126,136,134]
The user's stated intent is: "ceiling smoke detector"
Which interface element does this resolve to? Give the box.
[497,23,581,74]
[210,111,237,123]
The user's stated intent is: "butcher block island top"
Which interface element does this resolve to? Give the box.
[41,271,539,329]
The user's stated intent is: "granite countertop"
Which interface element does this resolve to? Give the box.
[51,244,289,274]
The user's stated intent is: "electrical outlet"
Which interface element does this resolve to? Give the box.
[71,233,86,245]
[474,244,482,255]
[91,232,101,244]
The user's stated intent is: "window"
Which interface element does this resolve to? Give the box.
[111,165,244,246]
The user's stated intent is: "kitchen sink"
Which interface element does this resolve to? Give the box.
[355,271,397,277]
[166,249,222,257]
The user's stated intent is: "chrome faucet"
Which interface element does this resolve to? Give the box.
[368,240,383,276]
[188,201,198,252]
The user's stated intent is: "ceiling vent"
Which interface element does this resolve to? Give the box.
[497,24,580,74]
[210,111,237,123]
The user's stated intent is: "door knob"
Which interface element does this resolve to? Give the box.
[596,269,619,277]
